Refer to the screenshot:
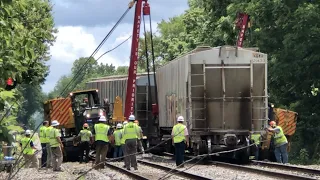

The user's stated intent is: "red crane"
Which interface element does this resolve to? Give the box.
[125,0,158,120]
[235,13,250,47]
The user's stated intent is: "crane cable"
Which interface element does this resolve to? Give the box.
[142,13,153,108]
[58,8,132,97]
[6,6,133,180]
[6,35,133,180]
[147,14,159,106]
[67,35,132,92]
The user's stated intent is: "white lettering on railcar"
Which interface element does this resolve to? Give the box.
[251,59,266,63]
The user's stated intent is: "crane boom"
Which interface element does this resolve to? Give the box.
[124,0,150,119]
[235,13,250,47]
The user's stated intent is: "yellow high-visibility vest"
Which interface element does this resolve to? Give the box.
[94,123,110,142]
[39,126,49,143]
[273,126,288,146]
[49,128,60,147]
[172,123,186,143]
[21,137,35,155]
[113,129,122,146]
[251,134,261,145]
[123,122,139,140]
[45,126,53,144]
[79,129,91,142]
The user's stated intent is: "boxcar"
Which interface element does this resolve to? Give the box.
[156,46,268,159]
[86,73,158,139]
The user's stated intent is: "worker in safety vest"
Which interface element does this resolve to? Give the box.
[113,123,123,159]
[20,130,38,168]
[266,121,288,164]
[49,120,64,171]
[171,116,189,167]
[77,123,92,163]
[39,121,49,168]
[93,116,112,169]
[123,115,140,170]
[134,120,144,153]
[45,122,53,168]
[250,132,262,160]
[121,121,128,167]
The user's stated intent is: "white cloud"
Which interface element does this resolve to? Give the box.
[50,26,96,63]
[42,0,189,93]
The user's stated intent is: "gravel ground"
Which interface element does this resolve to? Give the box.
[246,164,320,179]
[141,154,278,180]
[0,162,132,180]
[293,164,320,170]
[109,160,190,180]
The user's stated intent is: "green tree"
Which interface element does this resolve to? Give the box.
[178,0,320,163]
[0,0,56,133]
[0,0,56,85]
[17,84,45,125]
[138,31,162,70]
[47,75,72,99]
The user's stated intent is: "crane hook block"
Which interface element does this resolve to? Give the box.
[143,1,150,15]
[128,0,135,8]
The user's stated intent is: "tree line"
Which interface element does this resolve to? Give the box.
[1,0,319,164]
[0,0,56,143]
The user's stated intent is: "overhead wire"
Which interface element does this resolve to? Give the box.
[7,6,134,179]
[7,35,133,179]
[7,142,63,179]
[142,12,153,110]
[58,7,132,98]
[74,115,200,180]
[147,14,158,105]
[75,117,263,180]
[158,142,260,180]
[67,35,132,93]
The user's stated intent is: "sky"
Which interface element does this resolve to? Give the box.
[42,0,189,93]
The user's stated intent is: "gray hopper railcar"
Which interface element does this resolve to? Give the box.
[156,46,268,160]
[86,73,158,139]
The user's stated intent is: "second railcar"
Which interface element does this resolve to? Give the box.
[156,46,268,160]
[86,73,158,141]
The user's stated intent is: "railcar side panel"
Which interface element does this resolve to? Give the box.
[86,74,156,134]
[157,46,268,134]
[156,55,189,128]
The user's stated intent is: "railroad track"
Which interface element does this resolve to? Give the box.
[103,162,150,180]
[209,160,318,180]
[161,152,319,179]
[103,160,213,180]
[90,151,210,179]
[251,160,320,178]
[137,159,212,180]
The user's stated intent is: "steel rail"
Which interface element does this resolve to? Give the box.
[104,162,149,180]
[251,160,320,176]
[138,159,213,180]
[209,161,317,180]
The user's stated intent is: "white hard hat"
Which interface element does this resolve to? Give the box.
[25,130,31,135]
[116,123,122,128]
[51,120,60,126]
[123,121,128,125]
[128,115,135,121]
[177,116,184,122]
[99,116,107,122]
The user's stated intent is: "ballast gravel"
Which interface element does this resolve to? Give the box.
[245,164,320,179]
[109,161,190,180]
[1,155,319,180]
[140,154,277,180]
[0,162,132,180]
